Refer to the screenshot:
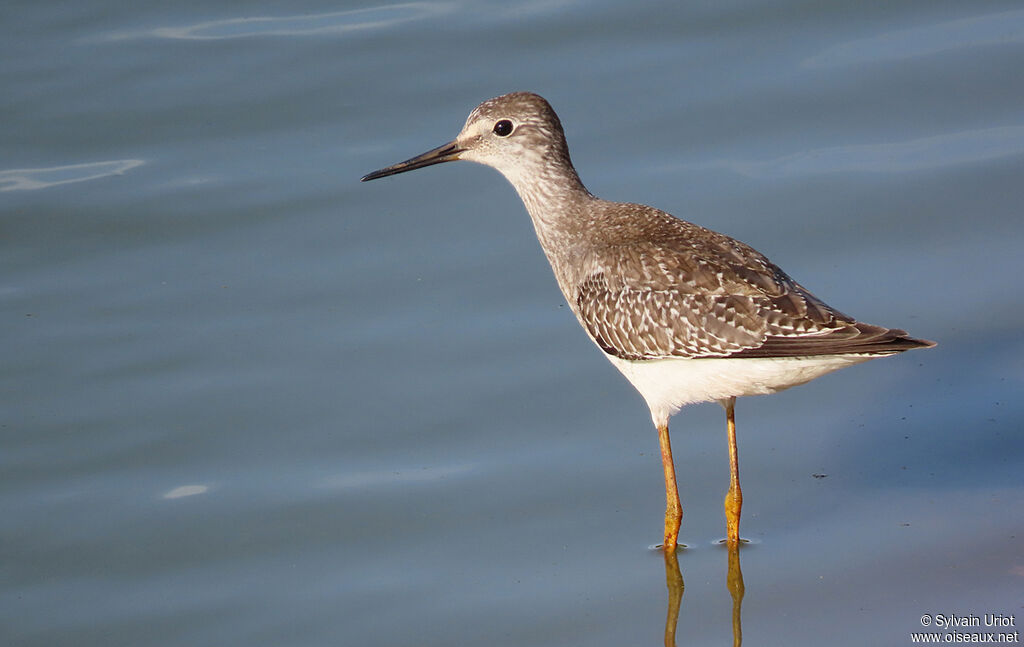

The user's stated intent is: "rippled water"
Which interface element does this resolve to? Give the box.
[4,2,1022,646]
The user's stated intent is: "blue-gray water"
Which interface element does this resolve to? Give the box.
[4,2,1022,646]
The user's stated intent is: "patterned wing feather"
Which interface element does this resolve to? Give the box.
[575,232,932,360]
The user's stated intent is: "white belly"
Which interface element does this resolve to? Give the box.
[606,353,884,427]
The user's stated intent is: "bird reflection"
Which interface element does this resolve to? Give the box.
[726,542,745,647]
[662,550,684,646]
[662,542,745,647]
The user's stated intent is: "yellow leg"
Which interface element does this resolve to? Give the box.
[723,397,742,545]
[659,423,682,551]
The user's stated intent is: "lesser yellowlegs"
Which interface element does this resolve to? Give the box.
[361,92,935,549]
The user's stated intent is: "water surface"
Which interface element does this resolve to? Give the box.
[3,2,1022,645]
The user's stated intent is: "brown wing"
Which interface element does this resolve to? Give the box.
[575,232,933,360]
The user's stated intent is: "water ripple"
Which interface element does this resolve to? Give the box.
[162,484,210,499]
[317,464,474,490]
[804,9,1024,67]
[0,159,144,191]
[109,3,454,41]
[697,125,1024,178]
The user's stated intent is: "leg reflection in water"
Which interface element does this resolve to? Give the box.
[661,542,745,647]
[662,550,684,647]
[726,542,745,647]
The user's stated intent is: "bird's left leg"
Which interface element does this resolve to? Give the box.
[658,423,682,551]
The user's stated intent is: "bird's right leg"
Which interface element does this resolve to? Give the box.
[658,423,682,551]
[722,396,742,545]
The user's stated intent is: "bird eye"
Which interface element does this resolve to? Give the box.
[492,120,514,137]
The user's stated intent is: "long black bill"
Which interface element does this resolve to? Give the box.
[360,140,464,182]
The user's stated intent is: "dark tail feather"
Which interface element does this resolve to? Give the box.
[732,323,936,358]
